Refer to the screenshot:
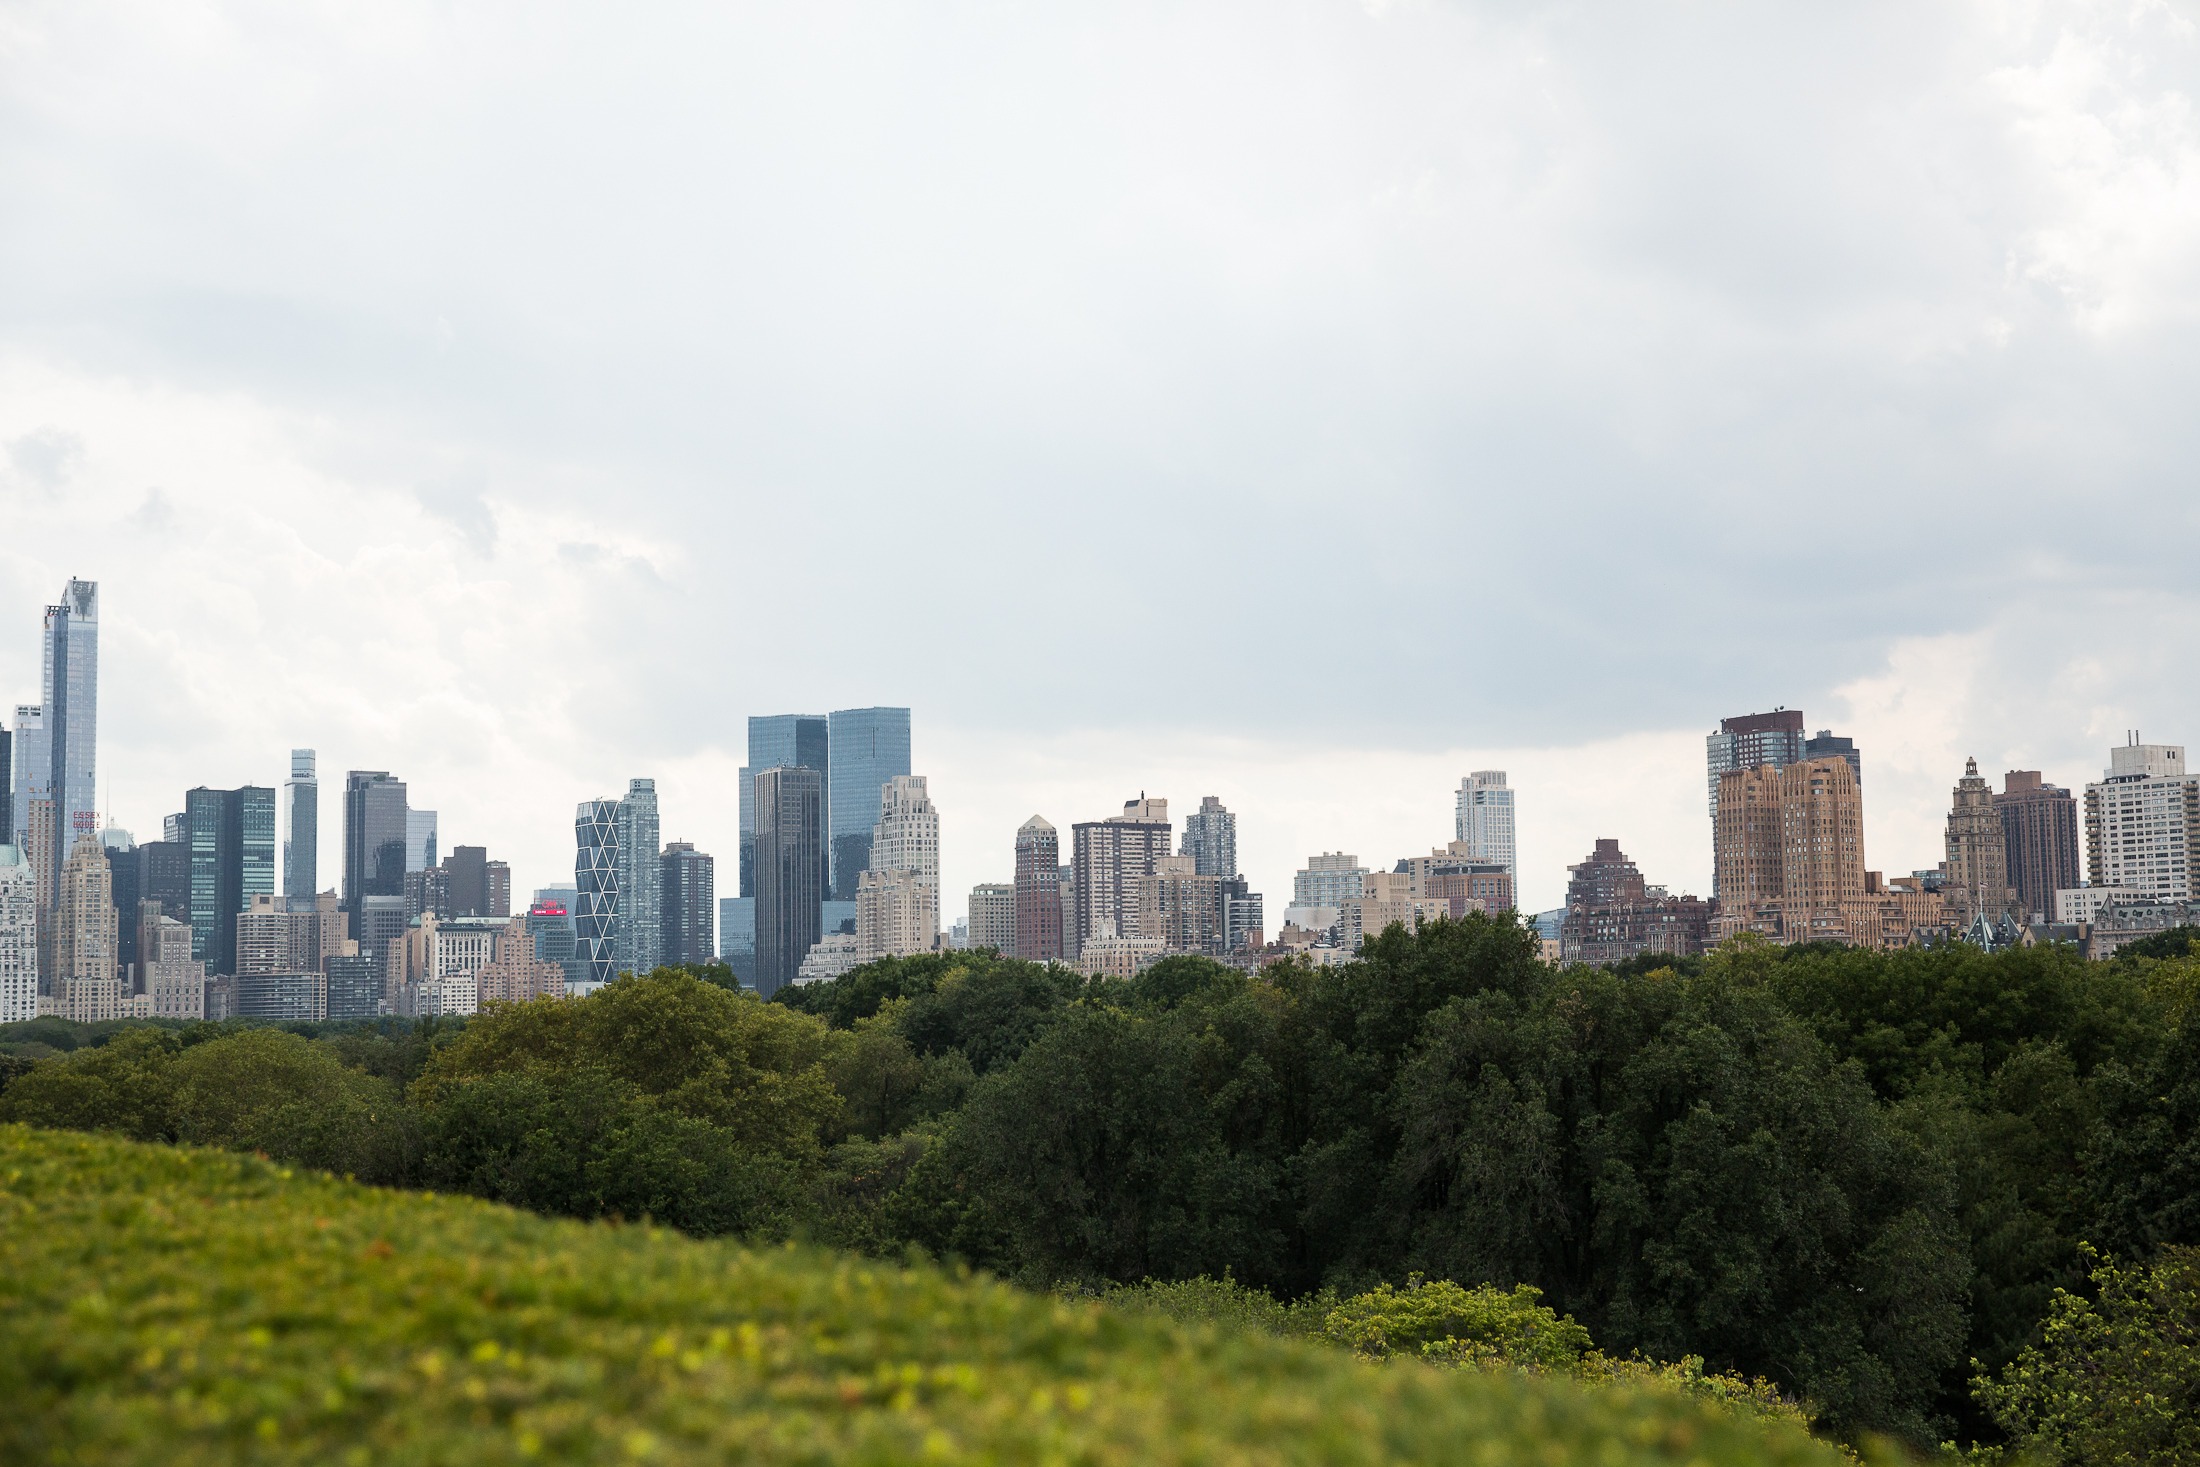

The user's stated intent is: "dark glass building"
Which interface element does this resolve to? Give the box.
[325,953,381,1020]
[138,839,190,925]
[826,707,910,901]
[659,841,715,967]
[526,899,585,989]
[445,845,491,916]
[185,785,277,974]
[753,764,823,999]
[343,771,408,967]
[104,833,141,975]
[0,726,10,842]
[742,715,826,898]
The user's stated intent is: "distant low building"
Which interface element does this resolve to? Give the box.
[1073,917,1166,979]
[795,931,860,986]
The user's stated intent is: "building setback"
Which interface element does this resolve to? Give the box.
[1557,838,1710,967]
[753,764,824,999]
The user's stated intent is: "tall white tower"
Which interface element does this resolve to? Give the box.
[1455,771,1516,882]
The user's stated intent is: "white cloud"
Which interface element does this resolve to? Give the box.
[1,2,2198,922]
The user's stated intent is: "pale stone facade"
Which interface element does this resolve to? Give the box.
[856,867,937,962]
[53,832,126,1023]
[1072,917,1167,979]
[967,881,1016,953]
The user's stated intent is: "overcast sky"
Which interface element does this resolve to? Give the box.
[4,0,2199,921]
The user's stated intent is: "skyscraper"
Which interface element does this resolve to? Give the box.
[1944,758,2019,928]
[574,797,622,986]
[743,715,828,898]
[185,786,276,975]
[753,764,824,999]
[0,844,36,1022]
[1997,771,2080,923]
[827,707,912,900]
[856,775,938,961]
[613,779,661,977]
[0,726,10,846]
[660,840,715,967]
[9,705,45,853]
[342,772,409,928]
[1071,797,1173,955]
[1181,796,1238,879]
[1453,772,1516,881]
[1714,756,1884,945]
[39,579,99,878]
[1013,816,1062,963]
[1706,709,1807,818]
[282,749,317,904]
[54,831,122,1021]
[2083,737,2198,901]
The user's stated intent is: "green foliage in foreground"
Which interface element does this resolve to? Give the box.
[1111,1273,1813,1436]
[1972,1244,2200,1465]
[0,1127,1868,1467]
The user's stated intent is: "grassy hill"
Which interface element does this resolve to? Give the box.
[0,1124,1864,1466]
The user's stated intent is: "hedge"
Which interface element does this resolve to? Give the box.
[0,1125,1867,1466]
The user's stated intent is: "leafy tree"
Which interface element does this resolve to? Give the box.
[942,1003,1288,1286]
[1975,1245,2200,1464]
[1324,1278,1592,1369]
[0,1027,182,1139]
[416,970,843,1160]
[2109,924,2200,962]
[166,1029,416,1182]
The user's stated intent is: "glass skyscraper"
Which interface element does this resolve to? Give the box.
[8,705,44,853]
[343,771,409,970]
[826,707,911,901]
[613,778,660,977]
[185,785,276,974]
[40,579,98,877]
[574,797,622,986]
[743,715,827,898]
[753,764,823,999]
[281,749,318,904]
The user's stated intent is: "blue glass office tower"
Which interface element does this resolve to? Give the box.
[742,715,827,898]
[185,785,276,974]
[826,707,910,902]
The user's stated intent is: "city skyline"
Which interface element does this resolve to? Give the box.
[0,584,2167,939]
